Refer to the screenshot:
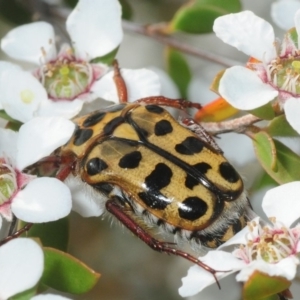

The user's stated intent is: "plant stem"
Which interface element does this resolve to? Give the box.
[122,20,241,68]
[200,114,262,135]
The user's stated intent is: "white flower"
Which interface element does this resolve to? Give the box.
[92,67,161,104]
[0,117,74,226]
[0,0,123,123]
[179,181,300,298]
[0,238,44,299]
[271,0,300,30]
[213,10,300,134]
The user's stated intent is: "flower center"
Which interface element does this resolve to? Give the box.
[40,58,94,101]
[267,57,300,95]
[235,219,299,264]
[0,163,17,205]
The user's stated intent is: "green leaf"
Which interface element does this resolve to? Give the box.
[170,0,241,34]
[9,287,37,300]
[20,217,69,252]
[5,121,22,131]
[166,47,191,98]
[243,271,291,300]
[0,109,23,131]
[267,115,298,137]
[63,0,78,8]
[0,0,31,25]
[120,0,133,20]
[253,132,300,184]
[90,47,119,65]
[248,102,275,120]
[0,110,22,123]
[41,247,100,294]
[251,171,278,192]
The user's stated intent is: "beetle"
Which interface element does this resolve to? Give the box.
[13,61,252,285]
[52,61,252,283]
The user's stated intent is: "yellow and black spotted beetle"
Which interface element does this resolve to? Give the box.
[36,61,253,283]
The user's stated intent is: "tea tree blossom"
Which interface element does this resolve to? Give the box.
[213,10,300,134]
[0,0,123,122]
[179,182,300,298]
[0,117,74,226]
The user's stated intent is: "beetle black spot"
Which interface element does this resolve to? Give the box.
[73,128,93,146]
[154,119,173,136]
[145,105,164,114]
[185,162,212,189]
[103,116,124,135]
[86,157,108,175]
[82,111,106,127]
[178,197,208,221]
[145,163,173,191]
[156,218,165,226]
[219,162,240,183]
[104,104,127,112]
[232,218,242,234]
[175,136,204,155]
[93,183,113,194]
[138,191,171,210]
[118,151,142,169]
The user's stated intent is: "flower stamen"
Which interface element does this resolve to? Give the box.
[36,55,95,101]
[235,220,300,265]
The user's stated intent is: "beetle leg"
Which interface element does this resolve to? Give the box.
[106,197,223,289]
[135,96,202,110]
[24,155,76,181]
[113,60,128,103]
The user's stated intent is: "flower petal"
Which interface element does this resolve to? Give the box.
[66,0,123,60]
[0,69,47,123]
[1,22,56,64]
[284,97,300,134]
[183,274,242,300]
[0,62,20,108]
[0,61,22,76]
[11,177,72,222]
[37,98,84,119]
[219,66,278,110]
[65,175,105,217]
[0,238,43,299]
[262,181,300,227]
[179,251,244,297]
[16,117,75,170]
[213,11,276,62]
[0,128,18,163]
[236,256,299,282]
[272,1,300,30]
[92,68,161,103]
